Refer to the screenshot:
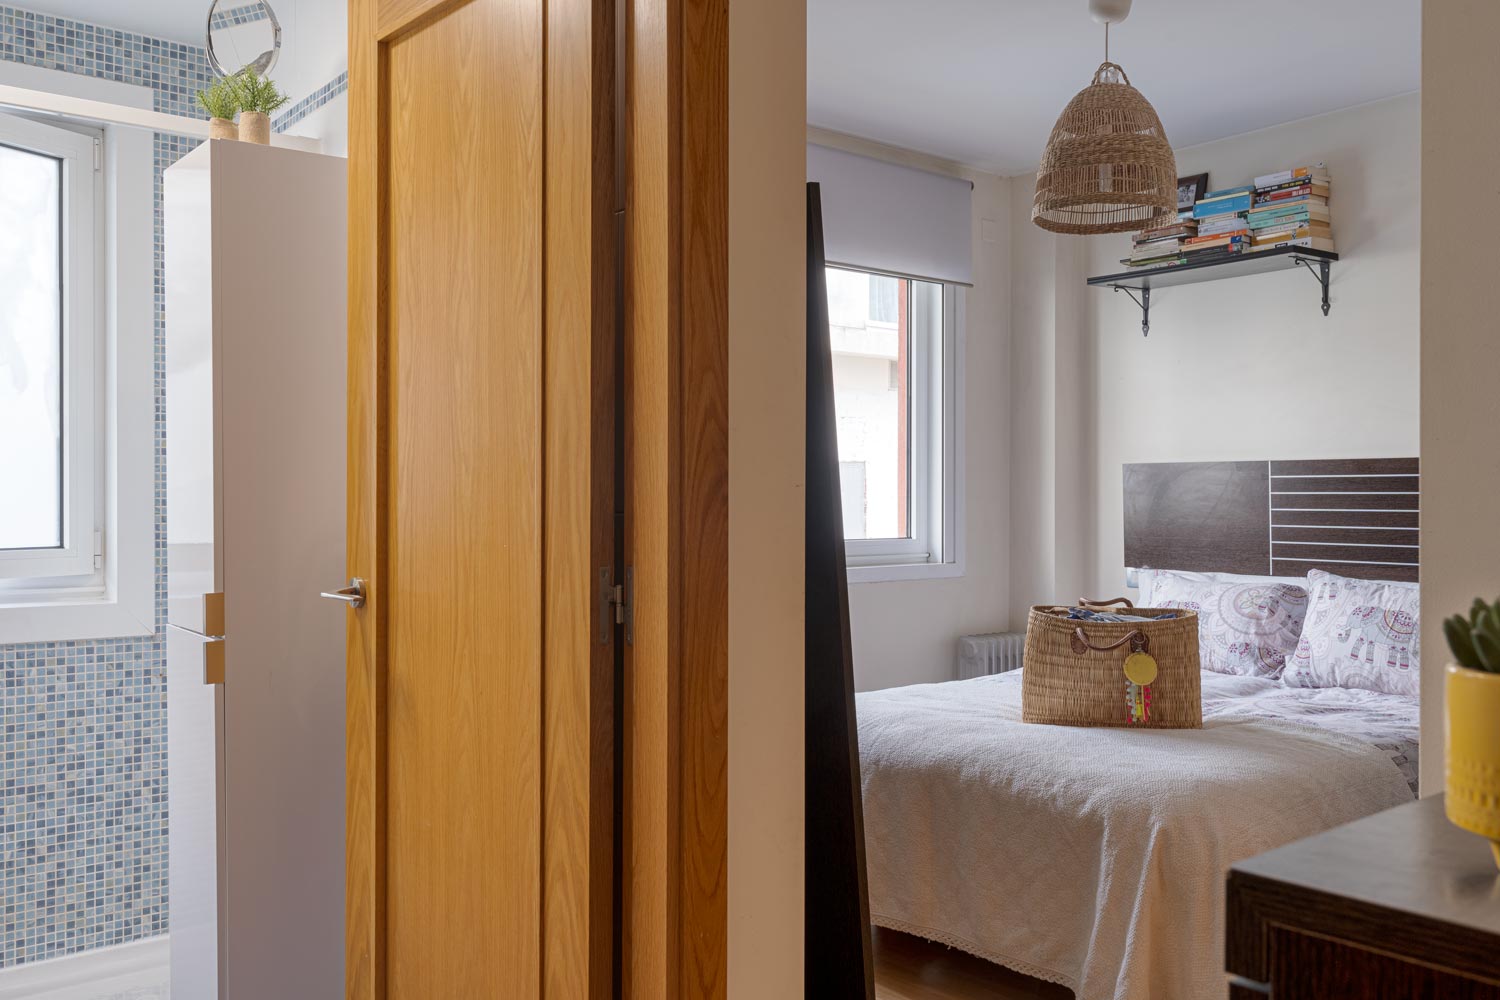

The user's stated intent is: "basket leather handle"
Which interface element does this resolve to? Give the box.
[1078,596,1134,609]
[1070,628,1150,656]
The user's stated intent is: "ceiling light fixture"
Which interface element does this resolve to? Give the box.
[1032,0,1177,235]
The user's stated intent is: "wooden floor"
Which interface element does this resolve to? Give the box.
[873,928,1074,1000]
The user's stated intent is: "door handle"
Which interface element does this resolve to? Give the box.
[320,577,366,609]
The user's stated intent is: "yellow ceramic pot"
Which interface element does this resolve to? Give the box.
[1445,663,1500,870]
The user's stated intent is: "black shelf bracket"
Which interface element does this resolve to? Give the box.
[1112,284,1150,337]
[1293,255,1332,316]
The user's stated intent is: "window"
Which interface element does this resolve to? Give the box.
[826,265,960,579]
[0,113,99,582]
[0,74,154,645]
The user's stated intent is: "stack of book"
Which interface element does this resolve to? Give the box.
[1185,185,1254,262]
[1123,217,1199,269]
[1246,164,1333,253]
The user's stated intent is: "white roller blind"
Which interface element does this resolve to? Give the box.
[807,143,973,286]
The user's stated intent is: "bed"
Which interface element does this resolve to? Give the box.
[856,457,1422,1000]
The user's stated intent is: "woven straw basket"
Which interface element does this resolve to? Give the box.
[1022,601,1202,729]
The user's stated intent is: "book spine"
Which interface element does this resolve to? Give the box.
[1192,195,1252,218]
[1248,202,1326,221]
[1252,224,1311,240]
[1252,164,1326,188]
[1183,234,1248,246]
[1254,186,1322,204]
[1248,213,1312,229]
[1248,236,1334,253]
[1255,176,1329,196]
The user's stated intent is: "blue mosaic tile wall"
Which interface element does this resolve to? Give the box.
[0,4,213,970]
[274,69,346,133]
[208,3,270,31]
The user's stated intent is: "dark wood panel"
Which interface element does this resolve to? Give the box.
[1227,798,1500,989]
[1272,560,1419,582]
[1270,543,1419,565]
[1270,458,1419,476]
[1272,509,1420,529]
[1272,492,1420,511]
[1273,526,1419,547]
[1123,461,1269,575]
[1270,928,1500,999]
[1228,984,1268,1000]
[1270,475,1419,493]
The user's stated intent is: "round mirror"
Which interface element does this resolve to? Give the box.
[205,0,282,78]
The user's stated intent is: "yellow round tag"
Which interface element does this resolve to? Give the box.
[1123,652,1159,686]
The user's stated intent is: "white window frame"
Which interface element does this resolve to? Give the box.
[0,62,155,644]
[836,268,965,584]
[0,112,101,581]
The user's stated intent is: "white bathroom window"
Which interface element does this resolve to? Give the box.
[0,64,156,644]
[0,112,101,582]
[826,265,962,582]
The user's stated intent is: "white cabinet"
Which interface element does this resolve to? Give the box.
[165,139,346,999]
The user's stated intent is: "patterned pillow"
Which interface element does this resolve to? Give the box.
[1283,569,1420,696]
[1144,570,1309,677]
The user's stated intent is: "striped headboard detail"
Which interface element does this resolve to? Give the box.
[1124,458,1419,584]
[1269,458,1419,582]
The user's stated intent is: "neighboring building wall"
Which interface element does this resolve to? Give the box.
[0,4,213,968]
[1421,2,1500,794]
[828,268,905,541]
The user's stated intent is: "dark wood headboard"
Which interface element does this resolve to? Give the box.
[1124,458,1419,583]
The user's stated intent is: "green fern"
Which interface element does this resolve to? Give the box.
[234,70,291,116]
[196,76,242,121]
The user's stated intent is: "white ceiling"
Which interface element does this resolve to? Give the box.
[809,0,1420,176]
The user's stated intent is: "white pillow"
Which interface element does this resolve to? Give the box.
[1283,569,1420,696]
[1137,568,1307,606]
[1139,569,1309,677]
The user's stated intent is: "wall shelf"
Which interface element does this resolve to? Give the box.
[1087,246,1339,336]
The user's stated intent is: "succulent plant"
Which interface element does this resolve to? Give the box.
[1444,597,1500,673]
[196,75,242,121]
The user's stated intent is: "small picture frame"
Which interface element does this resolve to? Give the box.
[1177,173,1208,212]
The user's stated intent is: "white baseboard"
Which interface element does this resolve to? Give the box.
[0,936,168,1000]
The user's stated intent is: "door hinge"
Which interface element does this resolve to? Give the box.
[93,137,102,172]
[598,566,634,645]
[93,529,103,570]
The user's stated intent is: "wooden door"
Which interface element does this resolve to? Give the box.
[345,0,615,996]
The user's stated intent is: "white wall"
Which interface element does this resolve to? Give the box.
[1056,94,1420,601]
[809,129,1014,692]
[1420,1,1500,794]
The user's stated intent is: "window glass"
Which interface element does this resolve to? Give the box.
[0,142,63,550]
[827,266,938,542]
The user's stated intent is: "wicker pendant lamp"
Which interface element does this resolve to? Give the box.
[1032,0,1177,235]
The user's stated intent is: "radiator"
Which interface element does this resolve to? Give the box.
[957,631,1027,679]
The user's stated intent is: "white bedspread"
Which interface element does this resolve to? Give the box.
[857,671,1418,1000]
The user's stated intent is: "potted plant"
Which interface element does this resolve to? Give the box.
[196,76,241,141]
[1442,598,1500,869]
[234,71,290,145]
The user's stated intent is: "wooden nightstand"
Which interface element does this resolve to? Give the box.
[1226,795,1500,998]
